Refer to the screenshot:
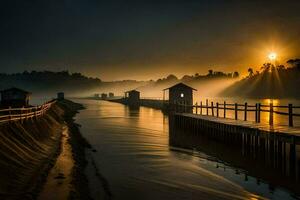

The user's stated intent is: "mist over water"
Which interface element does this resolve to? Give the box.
[138,78,237,99]
[74,99,299,200]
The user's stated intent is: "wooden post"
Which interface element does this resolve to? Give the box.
[195,102,198,114]
[200,101,203,115]
[244,102,247,121]
[216,103,219,117]
[257,103,261,123]
[288,104,293,127]
[269,102,273,126]
[211,102,214,116]
[20,107,23,121]
[181,102,183,113]
[235,103,238,120]
[224,101,226,118]
[8,107,12,121]
[255,103,258,122]
[174,101,176,113]
[206,99,209,116]
[180,102,182,113]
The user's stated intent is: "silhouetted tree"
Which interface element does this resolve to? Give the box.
[247,68,254,77]
[260,63,273,72]
[233,71,239,78]
[166,74,178,80]
[276,65,285,71]
[208,70,213,76]
[221,59,300,98]
[287,59,300,69]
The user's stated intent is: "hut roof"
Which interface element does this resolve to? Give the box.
[125,89,140,94]
[0,87,32,95]
[163,83,197,91]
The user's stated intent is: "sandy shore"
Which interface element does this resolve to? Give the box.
[38,126,74,200]
[52,99,92,200]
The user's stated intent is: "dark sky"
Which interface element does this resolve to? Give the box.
[1,0,300,80]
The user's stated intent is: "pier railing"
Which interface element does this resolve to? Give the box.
[174,100,300,127]
[0,100,56,123]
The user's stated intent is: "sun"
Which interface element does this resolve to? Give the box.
[268,52,277,61]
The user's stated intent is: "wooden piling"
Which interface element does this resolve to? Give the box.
[200,101,203,115]
[258,103,261,123]
[269,102,274,126]
[224,101,226,118]
[255,103,258,122]
[244,102,247,121]
[289,104,293,127]
[235,103,238,120]
[206,99,209,116]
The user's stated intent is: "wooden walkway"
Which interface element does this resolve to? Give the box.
[175,113,300,144]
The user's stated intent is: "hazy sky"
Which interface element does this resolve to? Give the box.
[1,0,300,80]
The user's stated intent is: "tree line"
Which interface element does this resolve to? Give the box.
[221,58,300,98]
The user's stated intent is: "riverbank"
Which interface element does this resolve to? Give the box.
[56,99,92,200]
[0,99,91,200]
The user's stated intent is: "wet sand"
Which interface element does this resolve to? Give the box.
[38,126,74,200]
[57,99,92,200]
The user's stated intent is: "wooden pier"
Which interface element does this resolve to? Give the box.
[171,109,300,186]
[108,92,300,192]
[171,100,300,153]
[173,113,300,143]
[174,100,300,127]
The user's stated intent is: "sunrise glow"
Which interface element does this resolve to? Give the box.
[268,52,277,61]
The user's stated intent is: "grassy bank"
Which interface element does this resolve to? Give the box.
[0,99,91,200]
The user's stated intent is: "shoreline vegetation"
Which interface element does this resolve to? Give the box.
[0,99,92,200]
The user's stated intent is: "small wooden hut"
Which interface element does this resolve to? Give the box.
[0,88,31,107]
[125,90,140,105]
[109,92,114,98]
[57,92,65,100]
[163,83,196,106]
[94,93,100,98]
[101,93,108,100]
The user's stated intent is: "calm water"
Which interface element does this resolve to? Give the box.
[75,99,299,200]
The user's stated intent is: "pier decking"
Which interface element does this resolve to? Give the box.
[176,113,300,144]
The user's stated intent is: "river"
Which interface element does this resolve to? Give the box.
[74,99,299,200]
